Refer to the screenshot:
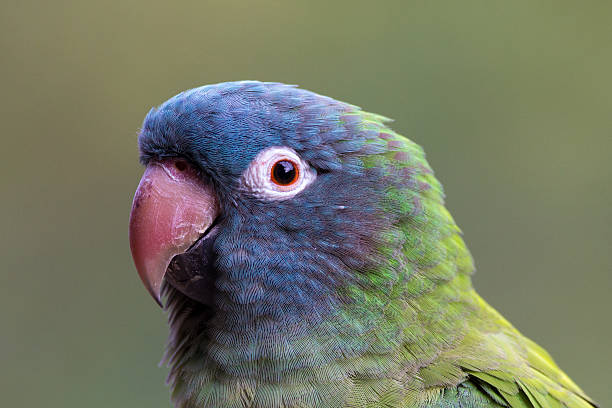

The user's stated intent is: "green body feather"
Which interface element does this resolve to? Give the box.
[328,110,596,408]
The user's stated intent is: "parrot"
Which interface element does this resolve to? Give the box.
[128,81,597,408]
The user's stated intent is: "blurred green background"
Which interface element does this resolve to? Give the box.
[1,1,610,407]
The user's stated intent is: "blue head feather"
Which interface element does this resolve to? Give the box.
[139,81,361,182]
[139,80,387,327]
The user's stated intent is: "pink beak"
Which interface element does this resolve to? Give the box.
[128,159,219,306]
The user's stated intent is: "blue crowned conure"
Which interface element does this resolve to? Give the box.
[129,81,596,408]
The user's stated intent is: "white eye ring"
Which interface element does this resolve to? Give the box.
[240,146,316,200]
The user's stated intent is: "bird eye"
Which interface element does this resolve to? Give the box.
[271,160,299,186]
[241,146,315,200]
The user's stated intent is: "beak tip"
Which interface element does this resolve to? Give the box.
[143,276,164,308]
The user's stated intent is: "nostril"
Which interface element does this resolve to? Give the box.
[175,160,188,172]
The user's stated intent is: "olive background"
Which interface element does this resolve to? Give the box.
[1,1,610,407]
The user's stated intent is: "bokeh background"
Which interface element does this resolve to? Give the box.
[1,1,610,407]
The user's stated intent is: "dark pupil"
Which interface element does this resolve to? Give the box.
[273,160,296,185]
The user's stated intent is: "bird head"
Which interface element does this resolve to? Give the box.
[130,81,418,309]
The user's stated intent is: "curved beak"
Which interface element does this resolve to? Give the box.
[129,160,219,306]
